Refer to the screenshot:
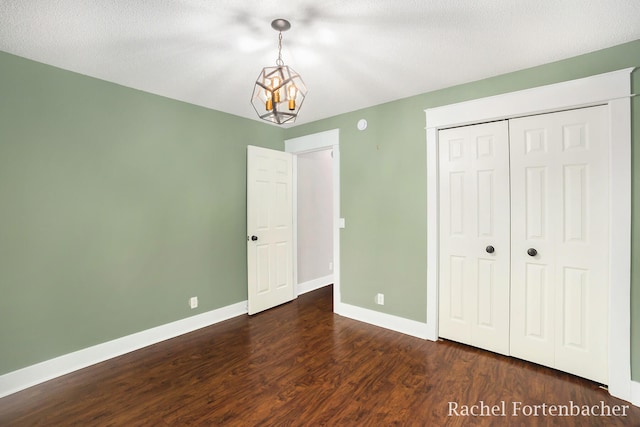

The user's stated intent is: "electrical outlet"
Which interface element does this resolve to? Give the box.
[329,262,333,271]
[376,293,384,305]
[189,296,198,309]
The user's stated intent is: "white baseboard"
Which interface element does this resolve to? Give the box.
[297,275,333,295]
[335,302,429,340]
[631,380,640,407]
[0,300,248,399]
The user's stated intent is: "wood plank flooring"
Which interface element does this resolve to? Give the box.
[1,285,638,426]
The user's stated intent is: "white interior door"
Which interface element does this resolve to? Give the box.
[247,145,295,315]
[509,105,609,384]
[438,121,511,355]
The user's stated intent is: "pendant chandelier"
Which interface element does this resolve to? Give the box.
[251,19,307,125]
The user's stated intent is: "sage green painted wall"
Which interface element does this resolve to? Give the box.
[285,39,640,379]
[2,37,640,381]
[0,51,284,374]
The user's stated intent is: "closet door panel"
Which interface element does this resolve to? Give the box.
[439,121,510,355]
[439,135,473,344]
[509,106,609,384]
[510,143,555,366]
[554,106,609,384]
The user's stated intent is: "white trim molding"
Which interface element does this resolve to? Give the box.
[0,301,248,399]
[285,129,339,153]
[632,381,640,407]
[297,275,333,295]
[337,303,430,340]
[425,68,635,403]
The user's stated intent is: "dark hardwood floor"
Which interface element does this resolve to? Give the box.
[1,285,638,426]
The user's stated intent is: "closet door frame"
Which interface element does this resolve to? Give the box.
[425,68,634,402]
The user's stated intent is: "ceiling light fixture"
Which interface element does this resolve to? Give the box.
[251,19,307,125]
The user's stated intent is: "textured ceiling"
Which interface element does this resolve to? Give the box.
[1,0,639,126]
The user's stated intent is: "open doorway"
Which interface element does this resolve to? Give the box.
[285,129,340,310]
[296,149,333,294]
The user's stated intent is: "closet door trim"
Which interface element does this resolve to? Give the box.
[425,67,634,402]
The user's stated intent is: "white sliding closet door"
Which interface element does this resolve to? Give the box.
[509,105,609,384]
[438,121,511,355]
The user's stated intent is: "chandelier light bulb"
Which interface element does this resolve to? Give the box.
[265,90,273,110]
[272,76,281,103]
[288,85,297,110]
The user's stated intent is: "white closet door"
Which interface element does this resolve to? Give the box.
[439,121,511,355]
[509,106,609,384]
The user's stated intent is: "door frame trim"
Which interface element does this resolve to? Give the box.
[425,67,635,402]
[285,129,341,311]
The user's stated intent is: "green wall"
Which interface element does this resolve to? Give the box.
[285,39,640,379]
[2,39,640,381]
[0,51,284,374]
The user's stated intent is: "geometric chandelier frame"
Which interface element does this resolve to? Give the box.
[250,19,307,125]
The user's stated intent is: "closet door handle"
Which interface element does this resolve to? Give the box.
[527,248,538,257]
[486,245,495,254]
[250,235,258,241]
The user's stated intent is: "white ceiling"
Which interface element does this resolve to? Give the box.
[1,1,639,126]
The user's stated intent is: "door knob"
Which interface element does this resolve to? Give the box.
[527,248,537,256]
[251,235,258,241]
[486,245,495,254]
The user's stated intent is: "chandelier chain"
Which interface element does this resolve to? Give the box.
[276,32,284,66]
